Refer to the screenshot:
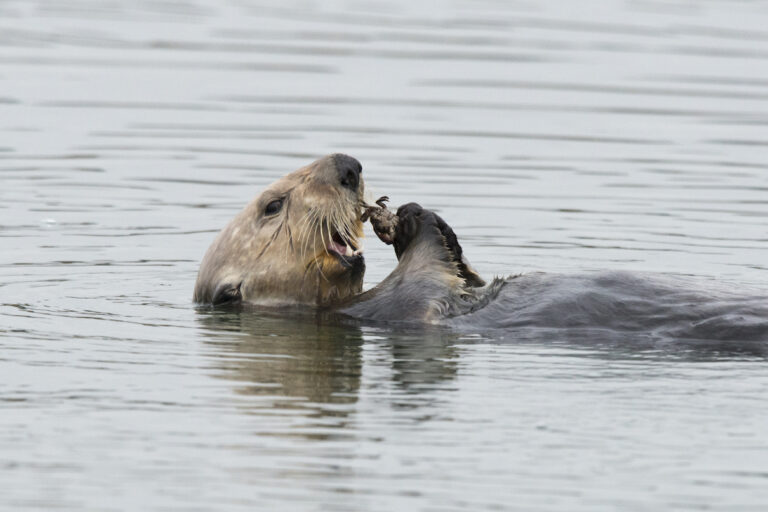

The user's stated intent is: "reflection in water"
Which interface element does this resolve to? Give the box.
[197,301,768,451]
[387,331,459,393]
[196,309,464,418]
[197,310,364,436]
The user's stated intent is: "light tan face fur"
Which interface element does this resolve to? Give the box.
[194,154,365,306]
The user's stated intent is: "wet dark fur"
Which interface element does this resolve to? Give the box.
[338,203,768,343]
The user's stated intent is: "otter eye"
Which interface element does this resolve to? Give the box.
[264,198,283,216]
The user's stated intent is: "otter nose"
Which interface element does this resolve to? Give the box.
[334,154,361,191]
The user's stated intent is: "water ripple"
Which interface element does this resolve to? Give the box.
[2,1,768,511]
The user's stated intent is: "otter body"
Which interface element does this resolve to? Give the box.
[195,154,768,342]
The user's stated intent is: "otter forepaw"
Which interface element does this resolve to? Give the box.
[393,203,486,288]
[392,202,426,258]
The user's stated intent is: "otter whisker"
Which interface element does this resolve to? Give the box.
[296,211,312,261]
[344,208,357,240]
[327,207,338,249]
[294,211,309,260]
[280,208,296,261]
[308,225,332,284]
[320,217,329,255]
[314,255,330,283]
[303,253,330,284]
[340,207,354,244]
[332,194,357,247]
[323,212,333,254]
[341,211,358,247]
[315,208,328,255]
[328,205,340,244]
[302,209,320,261]
[299,208,320,260]
[309,218,319,263]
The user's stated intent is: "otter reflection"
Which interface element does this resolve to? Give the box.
[197,310,364,413]
[195,307,765,445]
[383,329,461,395]
[196,310,464,423]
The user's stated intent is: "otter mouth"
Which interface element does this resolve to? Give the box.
[327,231,363,268]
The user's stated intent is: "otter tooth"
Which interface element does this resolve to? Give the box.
[345,244,354,257]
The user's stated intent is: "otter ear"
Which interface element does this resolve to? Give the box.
[211,281,243,305]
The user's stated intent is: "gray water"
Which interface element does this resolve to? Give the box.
[2,0,768,510]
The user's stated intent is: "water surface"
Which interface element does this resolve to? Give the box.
[2,0,768,510]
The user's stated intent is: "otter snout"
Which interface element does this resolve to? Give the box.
[333,153,362,192]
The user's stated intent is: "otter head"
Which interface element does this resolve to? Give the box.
[194,154,366,307]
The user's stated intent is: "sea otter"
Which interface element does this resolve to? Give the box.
[195,154,768,342]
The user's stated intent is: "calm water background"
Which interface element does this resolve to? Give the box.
[2,0,768,510]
